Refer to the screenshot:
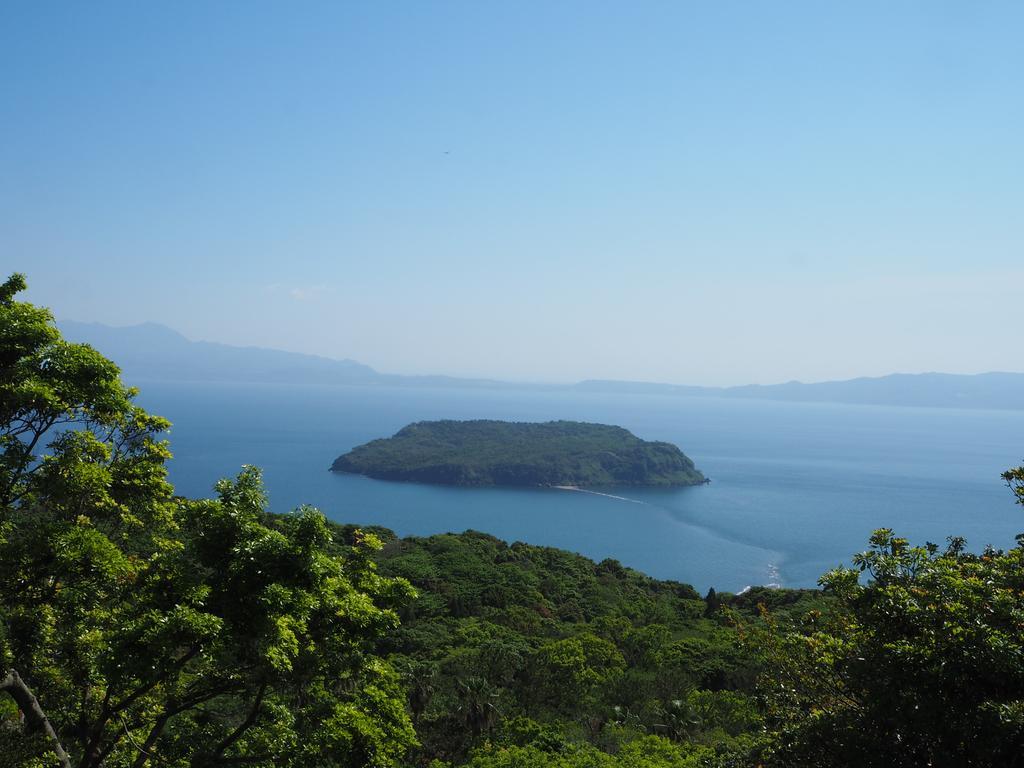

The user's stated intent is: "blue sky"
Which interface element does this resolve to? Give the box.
[4,2,1022,385]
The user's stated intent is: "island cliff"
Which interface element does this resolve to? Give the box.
[330,419,707,487]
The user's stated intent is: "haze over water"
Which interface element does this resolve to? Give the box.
[137,380,1024,593]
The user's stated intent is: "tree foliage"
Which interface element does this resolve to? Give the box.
[752,509,1024,766]
[0,275,416,767]
[364,529,821,765]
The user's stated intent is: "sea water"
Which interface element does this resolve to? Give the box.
[134,381,1024,593]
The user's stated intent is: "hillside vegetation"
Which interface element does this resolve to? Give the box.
[351,526,827,766]
[332,420,707,487]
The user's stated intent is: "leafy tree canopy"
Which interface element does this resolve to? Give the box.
[0,274,416,768]
[750,502,1024,766]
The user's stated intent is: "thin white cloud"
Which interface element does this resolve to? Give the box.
[287,285,331,302]
[260,284,332,302]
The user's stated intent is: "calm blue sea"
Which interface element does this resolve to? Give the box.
[134,381,1024,593]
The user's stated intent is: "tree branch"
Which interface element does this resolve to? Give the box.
[120,681,244,768]
[128,711,172,768]
[210,683,267,762]
[80,647,201,768]
[1,668,73,768]
[0,413,57,500]
[110,645,201,716]
[208,755,274,766]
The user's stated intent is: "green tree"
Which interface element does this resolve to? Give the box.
[753,475,1024,767]
[455,734,712,768]
[529,633,625,712]
[0,275,416,767]
[1005,463,1024,507]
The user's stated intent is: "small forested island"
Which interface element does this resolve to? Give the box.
[331,419,707,487]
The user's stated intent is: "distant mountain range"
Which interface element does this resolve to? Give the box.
[572,374,1024,410]
[59,320,1024,411]
[58,320,517,390]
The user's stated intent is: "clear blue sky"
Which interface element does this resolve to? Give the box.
[4,2,1022,385]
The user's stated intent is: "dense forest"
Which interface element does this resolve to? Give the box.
[332,420,707,487]
[360,526,824,766]
[4,272,1024,767]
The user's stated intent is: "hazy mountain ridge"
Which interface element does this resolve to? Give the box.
[58,320,514,390]
[59,320,1024,410]
[576,372,1024,410]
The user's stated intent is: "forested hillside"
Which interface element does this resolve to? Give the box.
[356,526,826,766]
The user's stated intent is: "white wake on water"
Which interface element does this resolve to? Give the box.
[551,486,648,505]
[738,562,783,594]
